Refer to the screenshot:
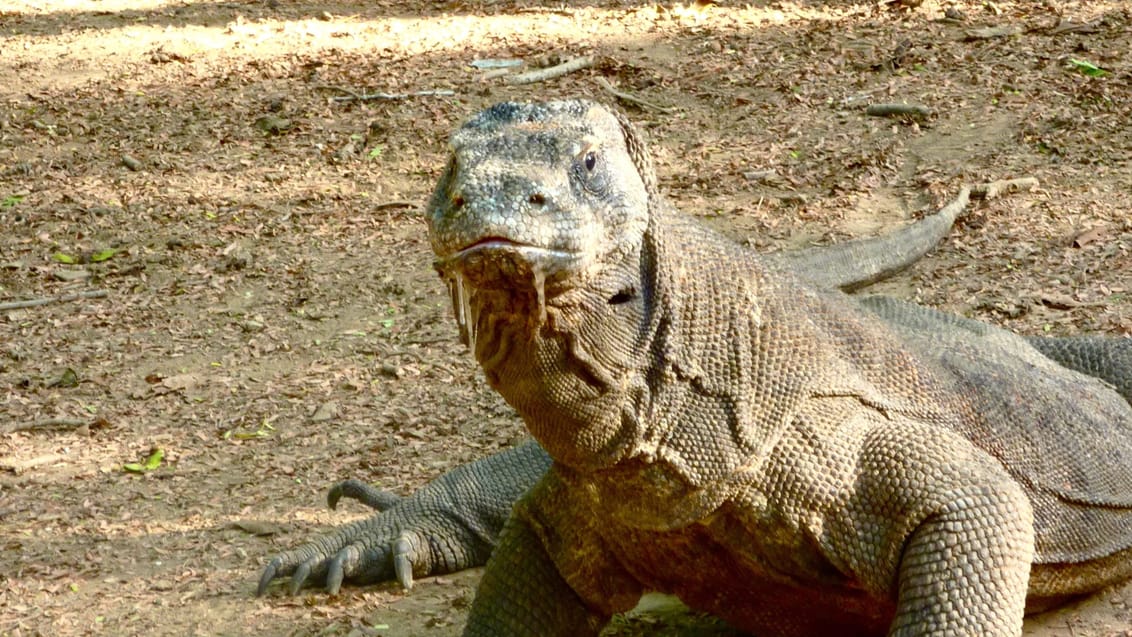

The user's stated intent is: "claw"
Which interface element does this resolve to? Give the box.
[290,558,314,595]
[393,533,415,590]
[326,547,354,595]
[256,559,280,597]
[327,485,343,510]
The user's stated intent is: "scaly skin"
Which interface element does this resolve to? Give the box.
[259,102,1132,637]
[256,103,1005,598]
[428,101,1132,636]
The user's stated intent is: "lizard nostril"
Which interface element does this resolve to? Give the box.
[452,195,465,209]
[528,193,546,206]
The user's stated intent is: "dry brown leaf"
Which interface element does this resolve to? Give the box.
[1072,226,1114,248]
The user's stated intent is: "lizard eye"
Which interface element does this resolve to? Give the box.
[583,150,597,172]
[575,148,607,193]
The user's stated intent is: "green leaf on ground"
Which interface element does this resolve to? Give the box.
[90,248,120,262]
[1069,59,1107,77]
[223,419,275,440]
[55,368,80,388]
[123,448,164,473]
[53,252,76,264]
[142,448,164,470]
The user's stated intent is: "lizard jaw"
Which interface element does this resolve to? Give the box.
[433,239,584,292]
[434,239,586,354]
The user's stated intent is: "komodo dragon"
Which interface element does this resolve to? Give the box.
[258,100,1132,636]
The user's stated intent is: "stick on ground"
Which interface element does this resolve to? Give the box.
[374,201,418,211]
[865,103,933,119]
[4,418,89,435]
[0,289,108,311]
[0,453,66,475]
[971,177,1039,200]
[596,77,675,114]
[320,87,455,103]
[504,56,593,85]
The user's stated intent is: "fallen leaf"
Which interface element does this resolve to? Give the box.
[90,248,120,262]
[311,401,339,422]
[254,115,291,135]
[49,368,80,388]
[1039,293,1082,310]
[161,373,201,392]
[1072,225,1112,248]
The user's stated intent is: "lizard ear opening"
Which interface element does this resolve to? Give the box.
[608,288,636,305]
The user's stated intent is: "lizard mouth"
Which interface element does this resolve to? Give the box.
[434,238,585,353]
[434,237,583,290]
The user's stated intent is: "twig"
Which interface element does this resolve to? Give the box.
[516,6,575,15]
[963,25,1021,40]
[374,200,418,211]
[121,155,143,171]
[504,56,593,85]
[865,103,933,119]
[596,77,675,114]
[404,336,453,346]
[320,86,455,103]
[1050,19,1102,35]
[970,177,1039,200]
[742,170,780,183]
[0,289,108,311]
[1,453,65,475]
[8,418,89,434]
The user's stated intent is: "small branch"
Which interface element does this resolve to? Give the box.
[374,200,417,211]
[865,103,933,119]
[3,418,93,435]
[320,86,455,103]
[516,6,575,16]
[963,24,1021,41]
[596,77,675,114]
[1050,19,1102,35]
[970,177,1039,200]
[504,56,593,85]
[22,418,88,430]
[121,154,143,171]
[480,68,513,81]
[0,289,108,311]
[1,453,66,475]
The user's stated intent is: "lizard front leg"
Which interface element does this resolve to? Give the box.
[258,441,551,595]
[843,419,1034,637]
[890,483,1033,636]
[464,468,643,636]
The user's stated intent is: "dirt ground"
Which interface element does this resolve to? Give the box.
[1,0,1130,635]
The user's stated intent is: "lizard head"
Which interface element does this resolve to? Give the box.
[428,99,653,292]
[426,100,661,469]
